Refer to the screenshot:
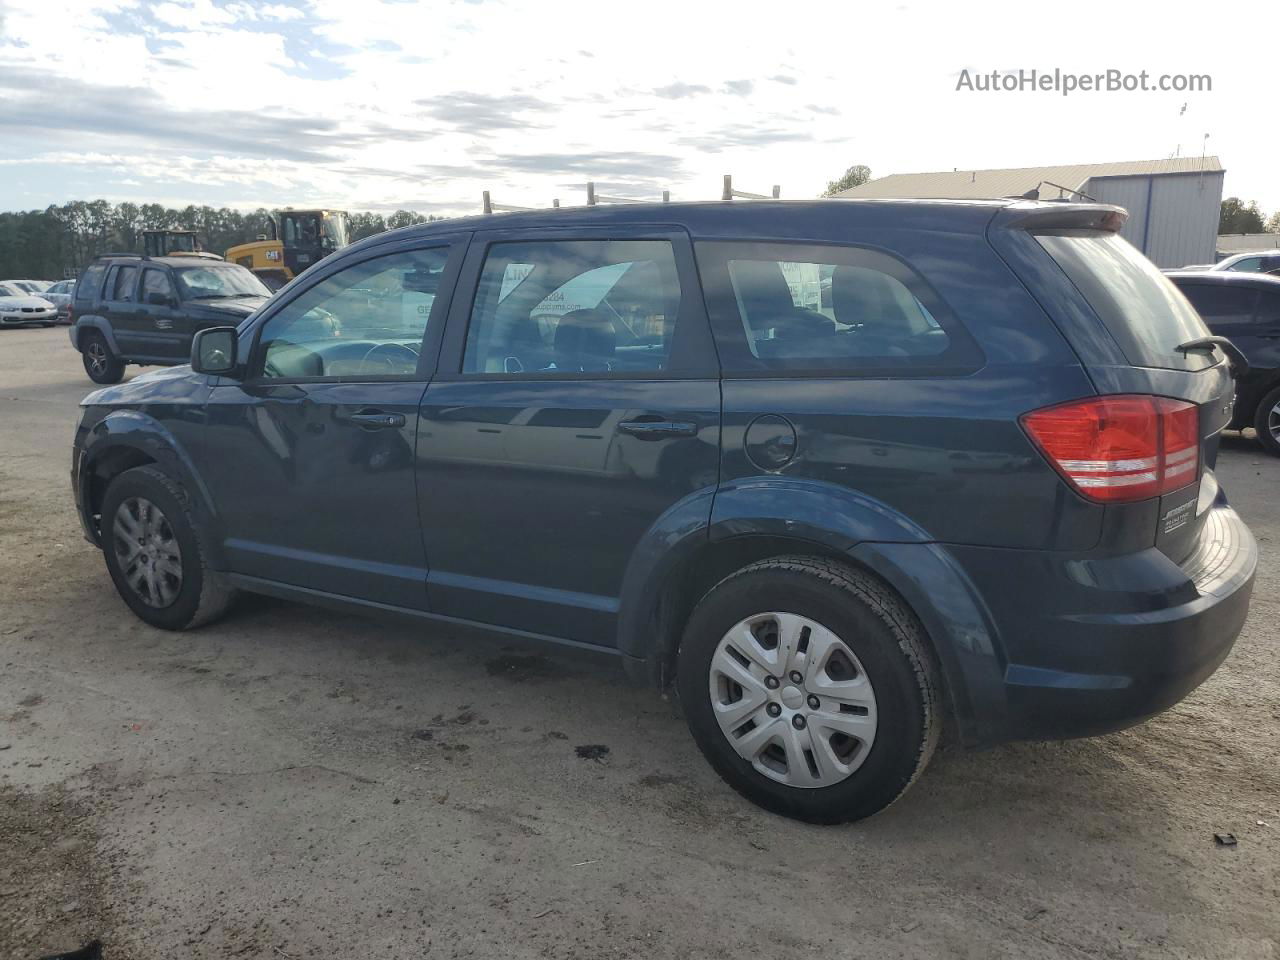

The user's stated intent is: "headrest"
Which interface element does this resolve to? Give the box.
[554,309,616,371]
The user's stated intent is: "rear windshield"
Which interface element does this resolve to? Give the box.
[1035,231,1212,370]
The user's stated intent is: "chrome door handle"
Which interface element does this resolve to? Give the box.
[617,419,698,440]
[349,411,405,429]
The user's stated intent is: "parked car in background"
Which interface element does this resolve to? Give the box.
[70,199,1256,823]
[42,279,76,323]
[1173,251,1280,274]
[0,281,58,327]
[1169,271,1280,456]
[68,255,271,383]
[3,279,55,293]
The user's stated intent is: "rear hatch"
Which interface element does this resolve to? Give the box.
[991,204,1236,564]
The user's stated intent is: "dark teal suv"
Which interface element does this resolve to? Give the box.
[68,254,270,384]
[69,200,1257,822]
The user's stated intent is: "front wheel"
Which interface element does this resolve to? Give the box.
[100,466,235,630]
[677,557,941,823]
[1254,385,1280,457]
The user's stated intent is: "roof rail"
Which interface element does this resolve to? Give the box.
[94,252,148,261]
[480,174,778,214]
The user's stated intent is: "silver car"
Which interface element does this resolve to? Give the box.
[42,279,76,323]
[0,281,58,327]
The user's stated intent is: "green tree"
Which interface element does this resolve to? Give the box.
[1266,210,1280,234]
[822,164,872,197]
[1219,197,1266,234]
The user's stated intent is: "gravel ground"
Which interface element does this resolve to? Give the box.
[1,324,1277,959]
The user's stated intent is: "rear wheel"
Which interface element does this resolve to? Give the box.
[82,331,125,384]
[1254,385,1280,457]
[100,466,235,630]
[676,557,940,823]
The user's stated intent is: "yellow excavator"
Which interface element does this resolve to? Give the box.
[225,209,350,291]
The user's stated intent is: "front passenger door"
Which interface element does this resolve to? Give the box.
[199,240,464,608]
[136,267,185,360]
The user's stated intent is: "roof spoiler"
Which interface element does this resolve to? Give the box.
[993,201,1128,232]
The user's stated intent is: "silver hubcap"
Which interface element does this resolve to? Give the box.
[87,342,107,374]
[709,612,878,789]
[1269,400,1280,442]
[112,497,183,608]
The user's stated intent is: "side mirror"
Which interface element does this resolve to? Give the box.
[191,327,239,376]
[145,290,171,306]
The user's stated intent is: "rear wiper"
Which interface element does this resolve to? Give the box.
[1177,336,1249,378]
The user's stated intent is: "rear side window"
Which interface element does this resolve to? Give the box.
[1037,231,1210,370]
[75,264,106,302]
[463,240,683,375]
[109,265,138,301]
[697,241,978,374]
[1177,284,1259,325]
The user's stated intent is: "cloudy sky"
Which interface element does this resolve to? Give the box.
[1,0,1277,218]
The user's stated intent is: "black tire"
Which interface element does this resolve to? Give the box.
[1253,385,1280,457]
[99,466,235,630]
[676,557,941,824]
[82,330,125,384]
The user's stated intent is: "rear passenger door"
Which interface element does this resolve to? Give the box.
[416,228,721,646]
[102,263,143,356]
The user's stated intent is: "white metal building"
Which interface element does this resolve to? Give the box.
[837,157,1224,269]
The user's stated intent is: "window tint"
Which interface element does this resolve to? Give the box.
[142,269,175,301]
[464,240,681,375]
[1036,231,1210,371]
[258,247,448,380]
[110,265,138,301]
[75,264,106,301]
[1178,284,1259,325]
[698,241,973,374]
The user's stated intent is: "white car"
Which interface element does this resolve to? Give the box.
[0,281,58,327]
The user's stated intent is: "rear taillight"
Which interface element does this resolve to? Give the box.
[1021,395,1199,503]
[66,304,73,324]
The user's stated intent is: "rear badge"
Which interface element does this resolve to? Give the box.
[1162,499,1195,535]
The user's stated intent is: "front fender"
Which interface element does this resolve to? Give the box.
[77,410,224,567]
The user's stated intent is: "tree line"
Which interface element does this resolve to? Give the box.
[0,201,442,281]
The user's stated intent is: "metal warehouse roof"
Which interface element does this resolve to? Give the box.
[837,157,1223,200]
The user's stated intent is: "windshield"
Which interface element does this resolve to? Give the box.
[174,265,271,299]
[1035,231,1212,371]
[322,213,349,250]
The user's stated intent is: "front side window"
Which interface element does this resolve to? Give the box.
[110,265,138,301]
[463,240,681,375]
[257,246,449,380]
[698,241,972,374]
[142,269,175,302]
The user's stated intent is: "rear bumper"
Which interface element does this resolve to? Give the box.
[947,501,1256,742]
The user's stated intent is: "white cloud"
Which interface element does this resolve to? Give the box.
[0,0,1277,216]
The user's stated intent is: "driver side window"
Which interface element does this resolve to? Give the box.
[257,247,449,380]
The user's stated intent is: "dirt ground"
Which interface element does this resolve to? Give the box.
[1,324,1277,960]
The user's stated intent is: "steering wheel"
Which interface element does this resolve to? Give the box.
[359,341,420,375]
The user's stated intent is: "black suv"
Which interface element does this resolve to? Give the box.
[71,201,1256,823]
[1168,271,1280,456]
[68,254,271,384]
